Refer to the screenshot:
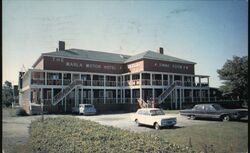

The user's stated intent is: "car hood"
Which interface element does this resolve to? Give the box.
[150,115,176,120]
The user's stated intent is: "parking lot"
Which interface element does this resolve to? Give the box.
[75,113,217,132]
[2,109,246,153]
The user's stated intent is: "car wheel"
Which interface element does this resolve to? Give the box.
[154,123,160,130]
[222,115,230,122]
[189,115,196,120]
[135,119,140,126]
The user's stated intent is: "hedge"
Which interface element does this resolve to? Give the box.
[29,117,196,153]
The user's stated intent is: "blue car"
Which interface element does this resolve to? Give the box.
[72,104,97,115]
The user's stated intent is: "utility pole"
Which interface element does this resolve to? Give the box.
[41,100,44,121]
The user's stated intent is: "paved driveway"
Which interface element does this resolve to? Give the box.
[75,113,217,132]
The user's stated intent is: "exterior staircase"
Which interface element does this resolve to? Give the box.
[157,81,177,104]
[52,80,83,106]
[138,81,178,108]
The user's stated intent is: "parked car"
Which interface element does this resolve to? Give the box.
[130,108,177,130]
[180,104,248,121]
[72,104,97,115]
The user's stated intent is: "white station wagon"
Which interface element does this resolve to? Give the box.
[130,108,177,130]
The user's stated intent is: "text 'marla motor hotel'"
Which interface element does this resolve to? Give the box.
[19,41,211,114]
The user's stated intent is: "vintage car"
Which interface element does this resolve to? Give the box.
[179,104,248,121]
[72,104,97,115]
[130,108,177,130]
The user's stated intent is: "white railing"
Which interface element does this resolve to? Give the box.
[52,80,83,106]
[158,82,176,103]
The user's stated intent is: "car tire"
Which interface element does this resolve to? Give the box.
[135,119,140,126]
[154,123,160,130]
[222,115,230,122]
[189,115,196,120]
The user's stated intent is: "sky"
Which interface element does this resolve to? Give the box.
[3,0,248,87]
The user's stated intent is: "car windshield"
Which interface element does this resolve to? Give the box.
[84,105,94,108]
[212,104,223,110]
[150,109,165,116]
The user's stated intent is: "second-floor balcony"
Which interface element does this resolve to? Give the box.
[106,81,116,86]
[47,79,62,85]
[31,79,45,85]
[92,80,104,86]
[30,78,209,88]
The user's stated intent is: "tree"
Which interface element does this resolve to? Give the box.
[2,81,14,107]
[217,56,248,100]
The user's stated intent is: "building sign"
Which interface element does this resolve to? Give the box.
[144,59,194,74]
[157,62,189,70]
[127,61,144,73]
[44,56,123,74]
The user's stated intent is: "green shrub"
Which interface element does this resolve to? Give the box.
[30,117,196,153]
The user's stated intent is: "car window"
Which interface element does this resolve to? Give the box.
[137,110,143,114]
[194,105,204,111]
[150,109,165,116]
[212,104,223,110]
[192,105,198,110]
[143,111,150,116]
[204,105,215,111]
[138,110,145,115]
[208,105,216,111]
[84,105,93,108]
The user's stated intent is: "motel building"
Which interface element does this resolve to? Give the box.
[19,41,211,114]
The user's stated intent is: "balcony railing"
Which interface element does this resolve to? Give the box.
[92,80,104,86]
[141,79,150,85]
[63,79,71,85]
[117,82,122,86]
[31,79,45,85]
[106,81,116,86]
[47,79,62,85]
[32,78,209,88]
[163,80,168,86]
[152,80,162,85]
[82,80,91,86]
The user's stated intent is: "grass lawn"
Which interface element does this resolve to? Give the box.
[150,121,248,153]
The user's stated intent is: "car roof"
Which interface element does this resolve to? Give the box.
[80,104,93,106]
[195,104,220,106]
[137,108,161,111]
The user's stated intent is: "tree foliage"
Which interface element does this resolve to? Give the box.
[217,56,248,100]
[2,81,14,107]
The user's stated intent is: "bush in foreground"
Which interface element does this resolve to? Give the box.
[29,117,196,153]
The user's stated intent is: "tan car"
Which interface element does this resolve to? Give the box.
[130,108,177,130]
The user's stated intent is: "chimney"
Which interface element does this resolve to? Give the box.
[158,47,164,54]
[58,41,65,51]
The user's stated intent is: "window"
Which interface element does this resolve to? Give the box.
[212,104,223,110]
[150,109,165,116]
[194,105,204,111]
